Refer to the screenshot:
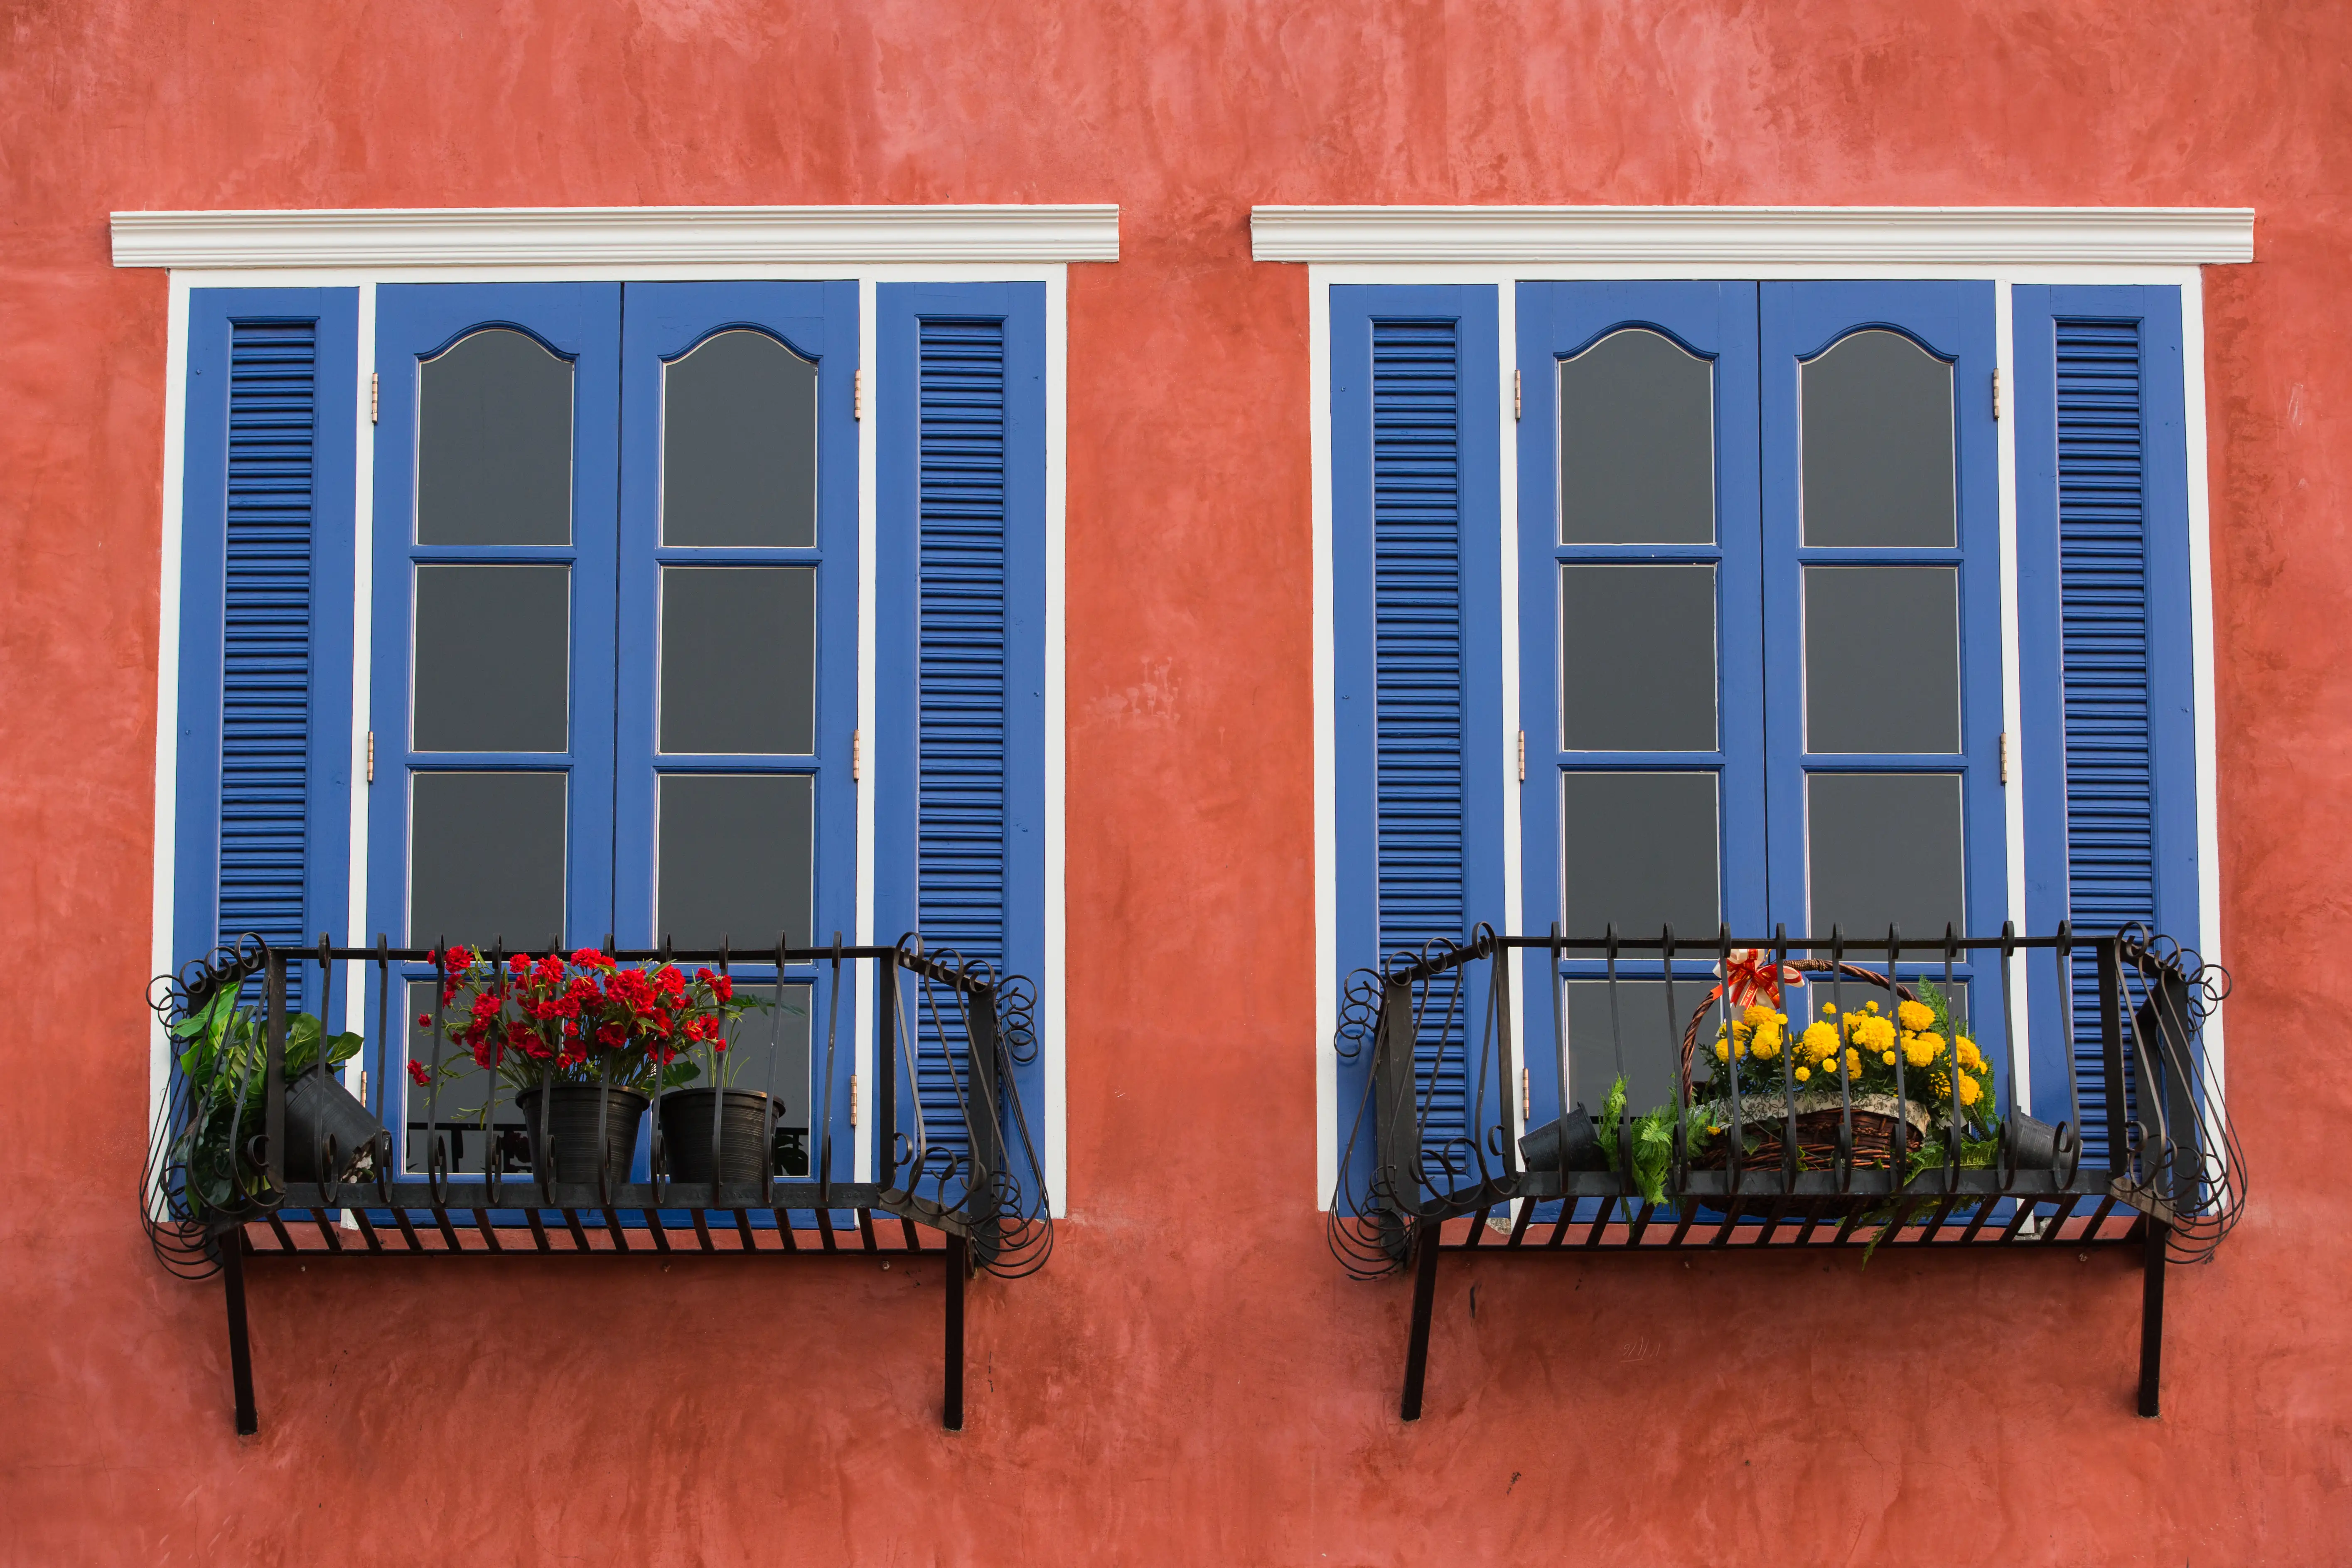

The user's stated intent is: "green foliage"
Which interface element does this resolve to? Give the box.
[168,990,363,1217]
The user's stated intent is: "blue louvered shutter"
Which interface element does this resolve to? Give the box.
[173,292,358,1016]
[2017,288,2201,1163]
[1372,319,1471,1144]
[875,284,1049,1177]
[1330,288,1505,1184]
[914,317,1010,1156]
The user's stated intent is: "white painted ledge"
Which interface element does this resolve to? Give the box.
[1249,206,2254,266]
[112,204,1121,268]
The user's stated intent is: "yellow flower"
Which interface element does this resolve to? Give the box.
[1821,1003,1838,1016]
[1897,999,1935,1032]
[1715,1039,1730,1062]
[1881,1051,1897,1067]
[1847,1014,1895,1053]
[1800,1020,1838,1062]
[1956,1037,1984,1072]
[1741,1003,1778,1031]
[1903,1031,1944,1069]
[1794,1066,1811,1083]
[1956,1072,1982,1107]
[1865,1000,1880,1014]
[1845,1049,1863,1076]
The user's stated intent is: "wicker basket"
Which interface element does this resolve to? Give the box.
[1676,961,1925,1174]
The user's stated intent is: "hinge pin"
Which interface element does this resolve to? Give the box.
[851,728,861,781]
[850,1073,861,1126]
[1513,367,1522,422]
[1999,730,2009,785]
[366,730,374,784]
[1517,728,1526,782]
[1991,368,2003,421]
[854,369,865,421]
[369,371,379,425]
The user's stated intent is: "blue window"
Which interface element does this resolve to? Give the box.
[169,278,1049,1191]
[1332,278,2202,1160]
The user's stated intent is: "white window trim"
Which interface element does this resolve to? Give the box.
[1276,206,2248,1207]
[128,205,1106,1216]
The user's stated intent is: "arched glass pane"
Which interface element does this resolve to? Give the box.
[1801,329,1956,547]
[417,329,573,546]
[662,330,818,548]
[1558,328,1715,545]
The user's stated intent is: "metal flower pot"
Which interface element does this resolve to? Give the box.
[282,1065,388,1183]
[515,1085,648,1186]
[657,1088,778,1186]
[2002,1111,2080,1180]
[1519,1105,1610,1172]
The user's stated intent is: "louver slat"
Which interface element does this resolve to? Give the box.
[2057,317,2150,1167]
[219,319,317,1009]
[916,318,1009,1156]
[1373,319,1468,1146]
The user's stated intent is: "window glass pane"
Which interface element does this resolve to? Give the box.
[1561,772,1719,938]
[1800,329,1956,548]
[410,772,567,949]
[1561,564,1716,751]
[413,565,570,753]
[1807,773,1964,939]
[657,774,813,949]
[710,983,816,1177]
[1565,979,1686,1121]
[660,568,816,755]
[1558,329,1715,545]
[1804,566,1959,754]
[662,331,818,548]
[417,328,573,546]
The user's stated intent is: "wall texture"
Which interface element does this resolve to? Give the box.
[3,1,2347,1562]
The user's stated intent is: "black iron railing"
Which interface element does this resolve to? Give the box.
[1328,922,2241,1421]
[144,934,1052,1434]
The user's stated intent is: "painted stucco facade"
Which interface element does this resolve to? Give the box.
[3,2,2347,1562]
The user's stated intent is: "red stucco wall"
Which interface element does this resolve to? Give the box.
[3,2,2347,1561]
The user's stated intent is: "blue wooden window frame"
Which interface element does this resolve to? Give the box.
[174,288,360,1015]
[2015,285,2201,1141]
[874,282,1051,1160]
[367,283,623,955]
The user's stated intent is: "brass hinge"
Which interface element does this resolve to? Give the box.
[854,369,865,421]
[358,1068,369,1106]
[851,728,861,780]
[369,371,379,424]
[1999,731,2009,785]
[1520,1066,1530,1116]
[1517,728,1526,782]
[1991,369,2003,421]
[850,1073,861,1126]
[1513,367,1522,421]
[366,730,374,784]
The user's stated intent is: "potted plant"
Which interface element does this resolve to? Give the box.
[169,983,378,1223]
[654,966,801,1189]
[413,947,765,1189]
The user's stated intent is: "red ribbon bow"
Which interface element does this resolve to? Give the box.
[1713,947,1805,1011]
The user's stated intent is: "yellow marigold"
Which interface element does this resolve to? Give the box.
[1845,1049,1863,1076]
[1881,1051,1897,1067]
[1714,1039,1731,1062]
[1821,1003,1838,1016]
[1903,1030,1944,1069]
[1897,998,1935,1032]
[1800,1020,1839,1061]
[1847,1014,1895,1053]
[1865,1000,1880,1014]
[1956,1037,1984,1072]
[1956,1072,1982,1107]
[1794,1066,1811,1083]
[1741,1003,1779,1031]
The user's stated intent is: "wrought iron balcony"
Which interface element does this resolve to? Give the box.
[1327,923,2241,1421]
[143,936,1052,1434]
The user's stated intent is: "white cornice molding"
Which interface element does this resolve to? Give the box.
[1249,205,2254,265]
[111,204,1122,268]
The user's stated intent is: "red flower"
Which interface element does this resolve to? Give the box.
[415,1013,431,1027]
[406,1061,433,1086]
